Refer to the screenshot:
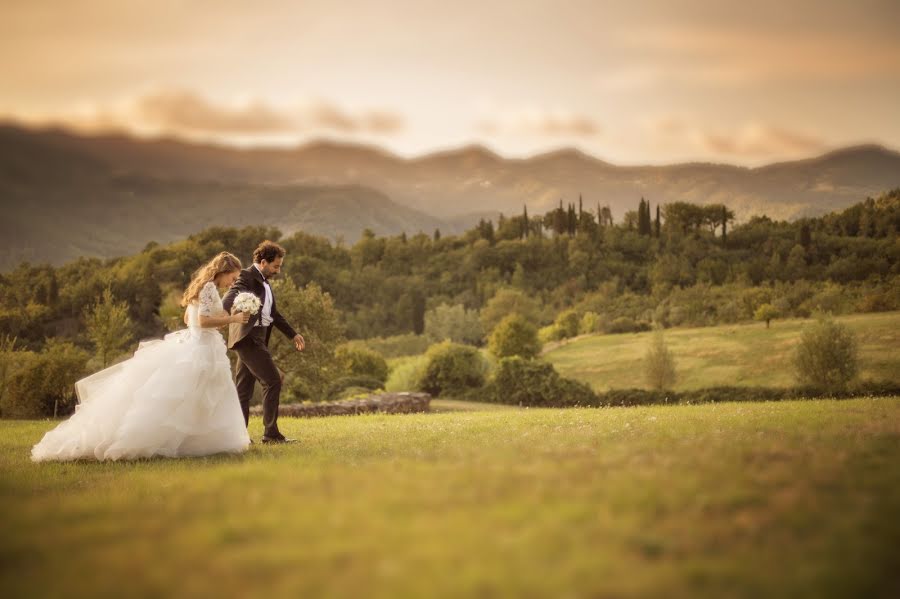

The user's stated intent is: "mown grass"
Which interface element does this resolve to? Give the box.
[544,311,900,391]
[2,398,899,598]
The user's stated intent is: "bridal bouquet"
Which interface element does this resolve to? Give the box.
[233,292,261,315]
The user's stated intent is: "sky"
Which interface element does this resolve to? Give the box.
[2,0,899,165]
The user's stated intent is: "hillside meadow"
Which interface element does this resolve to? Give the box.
[2,398,899,598]
[544,311,900,392]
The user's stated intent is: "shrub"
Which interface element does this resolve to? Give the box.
[538,324,565,344]
[644,330,677,391]
[1,340,90,418]
[488,314,541,359]
[489,357,597,407]
[335,343,389,383]
[324,374,384,400]
[605,316,650,334]
[554,309,581,339]
[385,355,428,392]
[794,318,859,391]
[418,341,488,397]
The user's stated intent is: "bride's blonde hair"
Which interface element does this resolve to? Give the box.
[181,252,242,307]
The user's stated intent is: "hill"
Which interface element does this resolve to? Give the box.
[3,399,898,597]
[4,123,899,220]
[544,312,900,391]
[2,122,899,268]
[0,124,450,268]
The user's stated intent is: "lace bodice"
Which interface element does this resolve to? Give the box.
[187,281,223,328]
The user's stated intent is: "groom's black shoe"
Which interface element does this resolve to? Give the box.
[261,435,296,444]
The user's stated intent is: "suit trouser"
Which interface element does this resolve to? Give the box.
[233,327,282,438]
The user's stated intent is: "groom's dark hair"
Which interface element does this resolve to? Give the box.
[253,240,286,264]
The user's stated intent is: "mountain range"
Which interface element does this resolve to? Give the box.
[1,122,898,270]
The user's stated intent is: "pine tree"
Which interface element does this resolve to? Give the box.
[433,228,441,241]
[522,205,529,239]
[655,204,661,238]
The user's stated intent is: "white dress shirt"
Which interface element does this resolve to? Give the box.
[253,264,274,327]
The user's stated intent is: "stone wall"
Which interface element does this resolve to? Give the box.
[250,392,431,418]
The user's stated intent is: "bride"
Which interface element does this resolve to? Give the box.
[32,252,253,461]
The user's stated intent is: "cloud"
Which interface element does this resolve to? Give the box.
[478,107,601,138]
[701,123,828,158]
[25,89,406,139]
[638,116,829,161]
[137,90,294,134]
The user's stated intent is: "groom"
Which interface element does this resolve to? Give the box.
[223,240,305,444]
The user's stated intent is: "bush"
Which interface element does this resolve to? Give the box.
[335,344,389,383]
[538,324,565,344]
[644,330,677,391]
[488,313,541,359]
[385,355,428,392]
[605,316,650,334]
[418,341,488,397]
[488,357,597,407]
[324,374,384,400]
[794,318,859,391]
[1,340,90,418]
[554,309,581,339]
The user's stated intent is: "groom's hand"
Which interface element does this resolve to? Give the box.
[293,334,305,351]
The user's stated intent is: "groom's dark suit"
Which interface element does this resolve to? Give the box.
[222,265,298,439]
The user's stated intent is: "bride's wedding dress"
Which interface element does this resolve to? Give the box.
[32,282,250,461]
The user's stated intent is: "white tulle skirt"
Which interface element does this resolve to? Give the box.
[31,327,250,462]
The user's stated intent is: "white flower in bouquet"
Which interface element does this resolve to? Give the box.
[233,292,261,315]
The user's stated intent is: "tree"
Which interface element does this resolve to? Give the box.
[269,279,346,401]
[83,287,134,367]
[554,309,581,339]
[424,303,484,345]
[644,330,677,390]
[794,318,858,391]
[480,288,542,337]
[754,303,779,328]
[488,313,541,359]
[637,198,652,236]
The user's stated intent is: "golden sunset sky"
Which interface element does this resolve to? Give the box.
[2,0,899,164]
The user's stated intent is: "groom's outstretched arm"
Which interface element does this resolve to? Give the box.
[222,270,252,314]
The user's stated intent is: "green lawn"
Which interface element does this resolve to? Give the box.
[544,311,900,391]
[2,399,899,598]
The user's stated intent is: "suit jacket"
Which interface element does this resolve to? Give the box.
[222,266,298,349]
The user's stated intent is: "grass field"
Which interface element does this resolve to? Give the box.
[2,398,899,598]
[544,311,900,391]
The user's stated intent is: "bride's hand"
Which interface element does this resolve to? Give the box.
[231,311,251,324]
